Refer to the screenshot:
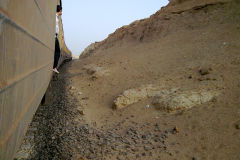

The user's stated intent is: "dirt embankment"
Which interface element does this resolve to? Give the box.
[80,0,235,58]
[72,0,240,159]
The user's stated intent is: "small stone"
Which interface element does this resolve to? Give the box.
[91,75,98,80]
[122,152,127,156]
[173,126,180,134]
[87,154,96,159]
[79,110,85,115]
[199,67,211,75]
[125,145,130,148]
[164,16,170,20]
[144,146,151,151]
[142,152,146,156]
[89,148,94,153]
[87,69,96,75]
[15,151,29,159]
[92,121,97,126]
[89,129,93,134]
[28,127,37,132]
[70,86,76,90]
[111,146,116,150]
[142,135,147,140]
[149,152,153,156]
[131,148,138,152]
[168,152,173,156]
[21,144,31,150]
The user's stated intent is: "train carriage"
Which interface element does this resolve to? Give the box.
[0,0,71,159]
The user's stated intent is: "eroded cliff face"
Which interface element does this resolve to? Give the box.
[80,0,237,58]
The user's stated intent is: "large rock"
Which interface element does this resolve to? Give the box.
[113,85,177,109]
[113,84,221,111]
[152,89,219,111]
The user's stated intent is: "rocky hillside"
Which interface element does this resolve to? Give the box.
[80,0,236,58]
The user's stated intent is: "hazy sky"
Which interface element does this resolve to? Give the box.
[61,0,169,55]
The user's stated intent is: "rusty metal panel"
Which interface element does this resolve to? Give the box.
[0,0,57,159]
[35,0,57,40]
[0,20,54,93]
[0,0,56,49]
[0,66,52,159]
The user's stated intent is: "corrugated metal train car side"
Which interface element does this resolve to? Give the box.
[57,13,72,67]
[0,0,57,159]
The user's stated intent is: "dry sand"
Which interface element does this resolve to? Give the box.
[69,0,240,159]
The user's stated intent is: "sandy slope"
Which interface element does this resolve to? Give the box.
[64,0,240,159]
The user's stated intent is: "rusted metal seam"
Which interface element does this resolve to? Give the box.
[0,80,50,148]
[34,0,53,34]
[0,61,53,94]
[0,7,54,52]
